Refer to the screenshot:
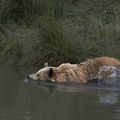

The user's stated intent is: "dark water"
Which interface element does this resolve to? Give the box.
[0,65,120,120]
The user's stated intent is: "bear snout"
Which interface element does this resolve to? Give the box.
[28,74,39,80]
[27,74,34,80]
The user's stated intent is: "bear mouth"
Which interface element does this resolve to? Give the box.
[25,75,54,84]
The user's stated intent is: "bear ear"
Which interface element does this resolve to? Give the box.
[44,63,48,67]
[48,68,54,77]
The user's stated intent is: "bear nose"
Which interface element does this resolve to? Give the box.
[27,75,30,79]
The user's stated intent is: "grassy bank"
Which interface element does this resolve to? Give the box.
[0,0,120,68]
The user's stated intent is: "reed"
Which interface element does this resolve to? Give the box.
[0,0,120,67]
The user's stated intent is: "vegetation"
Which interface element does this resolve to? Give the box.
[0,0,120,68]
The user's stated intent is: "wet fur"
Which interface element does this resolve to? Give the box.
[29,57,120,83]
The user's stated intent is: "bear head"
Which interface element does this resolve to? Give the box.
[28,63,56,82]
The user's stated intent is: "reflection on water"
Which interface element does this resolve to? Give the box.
[99,92,118,104]
[0,64,120,120]
[26,80,120,105]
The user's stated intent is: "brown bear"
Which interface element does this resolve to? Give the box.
[28,57,120,83]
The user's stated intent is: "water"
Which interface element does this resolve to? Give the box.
[0,65,120,120]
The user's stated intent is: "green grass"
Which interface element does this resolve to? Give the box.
[0,0,120,68]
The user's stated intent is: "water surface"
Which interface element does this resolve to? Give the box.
[0,64,120,120]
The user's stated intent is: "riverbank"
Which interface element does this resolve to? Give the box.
[0,0,120,68]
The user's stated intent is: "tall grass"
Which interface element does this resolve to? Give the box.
[0,0,120,67]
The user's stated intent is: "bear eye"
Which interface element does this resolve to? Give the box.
[37,74,39,76]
